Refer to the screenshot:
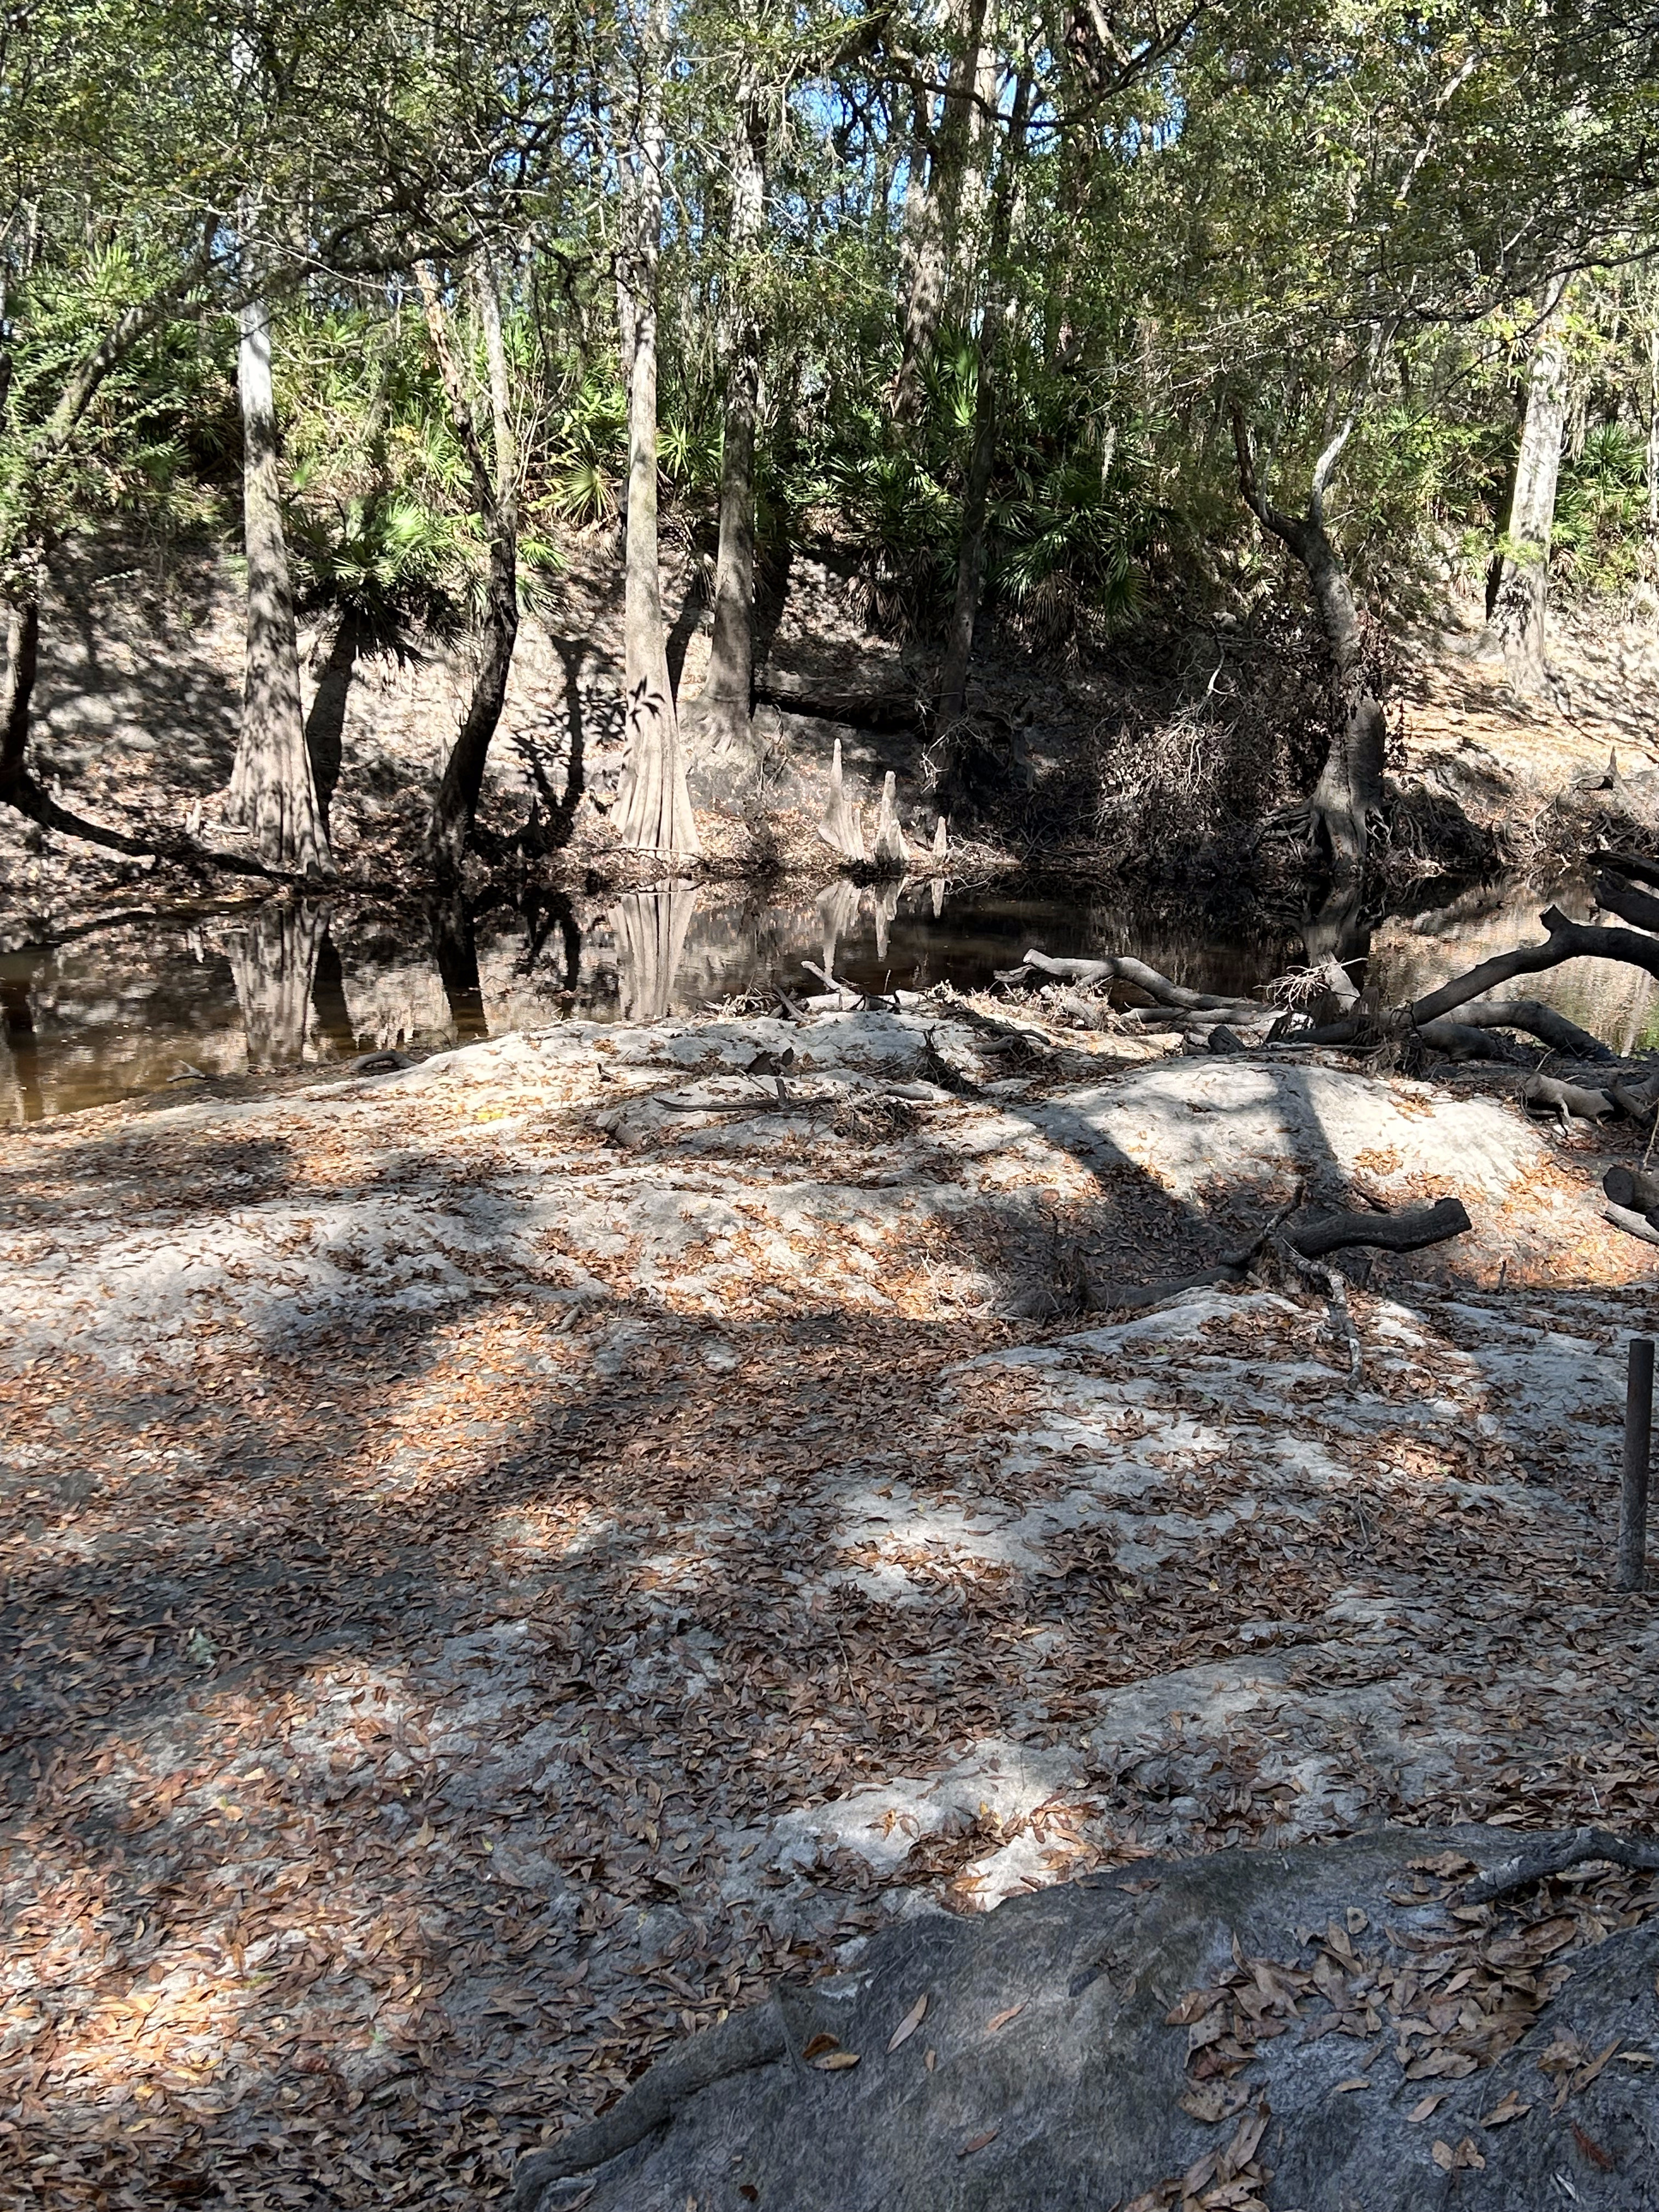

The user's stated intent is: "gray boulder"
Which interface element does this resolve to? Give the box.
[515,1827,1659,2211]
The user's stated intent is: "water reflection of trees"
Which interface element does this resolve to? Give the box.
[229,904,331,1071]
[2,975,43,1121]
[611,885,699,1022]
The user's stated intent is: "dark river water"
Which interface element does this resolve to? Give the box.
[3,873,1654,1124]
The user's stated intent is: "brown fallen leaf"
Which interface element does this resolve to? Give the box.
[1479,2090,1531,2128]
[924,2049,937,2073]
[986,2002,1025,2033]
[1572,2039,1622,2093]
[1331,2078,1369,2094]
[1225,2108,1270,2168]
[958,2127,998,2157]
[802,2032,839,2060]
[1572,2124,1615,2172]
[1345,1907,1369,1935]
[1406,2094,1446,2124]
[1432,2137,1486,2172]
[887,1993,927,2053]
[1166,1987,1224,2027]
[1405,2048,1478,2080]
[811,2050,860,2072]
[1178,2083,1234,2125]
[1412,1851,1475,1879]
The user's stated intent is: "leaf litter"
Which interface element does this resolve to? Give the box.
[2,1008,1658,2209]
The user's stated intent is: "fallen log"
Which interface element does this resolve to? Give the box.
[1462,1822,1659,1904]
[1283,1014,1517,1061]
[1290,1195,1471,1258]
[1449,998,1613,1061]
[756,673,922,731]
[1605,1200,1659,1248]
[1589,847,1659,890]
[1522,1073,1616,1122]
[1001,949,1259,1018]
[1608,1078,1659,1125]
[1604,1163,1659,1214]
[1416,1019,1522,1062]
[1409,905,1659,1027]
[1087,1198,1471,1312]
[1593,869,1659,935]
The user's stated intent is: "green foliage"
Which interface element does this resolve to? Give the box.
[1553,423,1650,596]
[5,0,1659,677]
[289,488,466,637]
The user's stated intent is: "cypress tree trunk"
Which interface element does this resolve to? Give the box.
[227,294,332,874]
[1482,278,1571,691]
[894,0,989,424]
[1233,411,1385,890]
[939,75,1031,723]
[421,250,520,880]
[613,0,699,859]
[940,371,996,723]
[697,66,769,764]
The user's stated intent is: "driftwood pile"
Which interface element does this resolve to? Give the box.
[996,854,1659,1254]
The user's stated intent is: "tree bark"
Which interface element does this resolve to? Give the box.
[939,74,1031,723]
[1594,869,1659,935]
[697,65,769,766]
[227,292,332,875]
[613,0,700,860]
[1232,410,1384,889]
[894,0,990,424]
[1,595,41,800]
[1482,277,1571,691]
[421,250,520,880]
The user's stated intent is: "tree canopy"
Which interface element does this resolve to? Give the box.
[3,0,1658,868]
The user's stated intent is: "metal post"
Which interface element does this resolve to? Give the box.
[1618,1336,1653,1592]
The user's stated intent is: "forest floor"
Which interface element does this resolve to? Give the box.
[3,1000,1658,2209]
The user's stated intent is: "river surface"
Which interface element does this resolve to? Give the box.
[3,874,1655,1124]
